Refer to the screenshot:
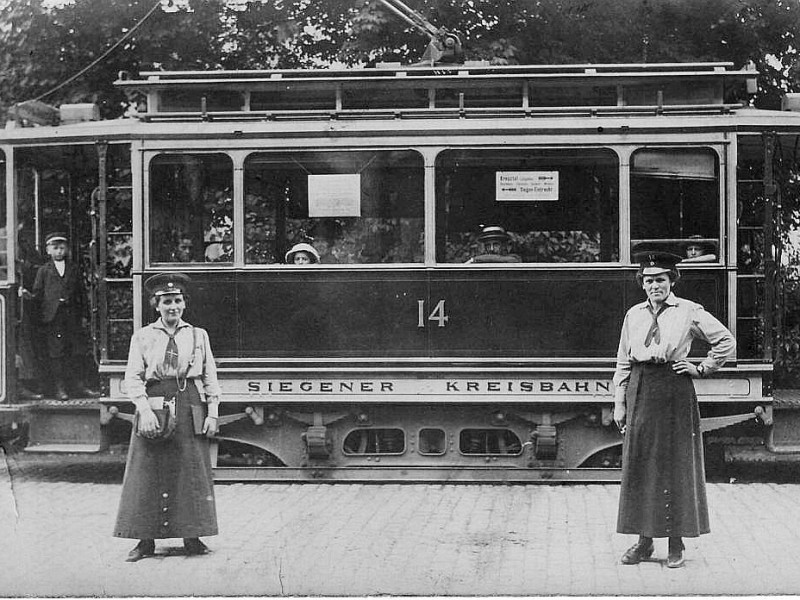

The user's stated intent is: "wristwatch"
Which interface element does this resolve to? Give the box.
[697,364,707,378]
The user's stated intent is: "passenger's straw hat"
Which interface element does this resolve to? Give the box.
[285,242,320,263]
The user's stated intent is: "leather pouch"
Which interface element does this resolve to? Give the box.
[135,396,177,442]
[190,404,207,436]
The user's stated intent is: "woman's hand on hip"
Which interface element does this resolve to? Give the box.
[672,359,700,378]
[137,409,160,437]
[202,416,218,437]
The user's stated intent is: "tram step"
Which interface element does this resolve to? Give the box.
[0,404,26,423]
[769,390,800,450]
[773,389,800,409]
[23,399,104,453]
[0,405,27,449]
[24,443,102,453]
[724,445,800,465]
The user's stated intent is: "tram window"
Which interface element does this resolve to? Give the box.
[108,283,134,360]
[418,428,447,455]
[459,429,523,455]
[343,428,406,455]
[159,90,243,113]
[244,151,424,264]
[630,148,720,261]
[436,84,521,109]
[344,87,429,110]
[149,154,234,264]
[0,151,6,279]
[435,149,619,263]
[107,234,132,278]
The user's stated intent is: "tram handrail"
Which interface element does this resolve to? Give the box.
[138,103,746,123]
[128,61,743,81]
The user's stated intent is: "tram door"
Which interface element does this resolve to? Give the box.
[13,143,134,395]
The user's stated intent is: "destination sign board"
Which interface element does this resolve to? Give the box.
[496,171,559,201]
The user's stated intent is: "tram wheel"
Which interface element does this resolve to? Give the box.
[578,444,623,469]
[215,439,286,467]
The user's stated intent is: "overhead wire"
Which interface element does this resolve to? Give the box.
[28,0,164,103]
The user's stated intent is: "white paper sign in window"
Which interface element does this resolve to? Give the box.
[308,174,361,217]
[496,171,559,201]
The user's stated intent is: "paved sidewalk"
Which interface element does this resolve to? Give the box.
[2,450,800,597]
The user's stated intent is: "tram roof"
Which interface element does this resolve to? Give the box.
[112,61,760,123]
[3,107,800,148]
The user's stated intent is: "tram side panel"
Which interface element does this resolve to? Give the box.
[0,286,30,451]
[181,269,725,360]
[113,267,755,477]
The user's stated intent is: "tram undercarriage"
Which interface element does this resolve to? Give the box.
[97,393,769,482]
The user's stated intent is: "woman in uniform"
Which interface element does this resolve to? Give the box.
[613,251,735,568]
[114,272,221,561]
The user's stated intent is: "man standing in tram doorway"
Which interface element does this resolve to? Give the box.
[26,231,100,401]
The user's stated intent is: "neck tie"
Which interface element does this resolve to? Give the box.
[164,332,179,370]
[644,304,669,348]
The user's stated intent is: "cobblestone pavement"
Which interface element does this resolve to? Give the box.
[3,450,800,597]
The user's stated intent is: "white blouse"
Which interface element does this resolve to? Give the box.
[613,293,735,393]
[124,318,221,412]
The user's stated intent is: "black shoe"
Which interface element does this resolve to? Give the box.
[126,539,155,562]
[17,386,44,401]
[184,538,210,555]
[667,540,685,568]
[621,539,654,564]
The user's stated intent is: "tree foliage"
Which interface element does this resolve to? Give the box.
[2,0,798,117]
[0,0,230,118]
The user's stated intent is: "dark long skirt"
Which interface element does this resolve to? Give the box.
[617,362,709,538]
[113,380,218,540]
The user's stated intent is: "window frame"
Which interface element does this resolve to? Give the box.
[627,145,725,266]
[432,145,623,267]
[142,143,728,270]
[242,148,427,268]
[144,148,428,269]
[144,150,236,269]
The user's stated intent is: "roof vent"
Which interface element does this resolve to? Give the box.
[782,93,800,112]
[59,103,100,124]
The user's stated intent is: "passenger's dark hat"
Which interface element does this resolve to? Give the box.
[477,225,510,242]
[44,231,68,244]
[633,250,683,276]
[145,272,191,297]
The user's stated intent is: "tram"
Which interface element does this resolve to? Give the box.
[1,60,798,481]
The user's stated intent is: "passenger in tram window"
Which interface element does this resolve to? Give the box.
[30,232,100,401]
[285,242,320,265]
[114,272,220,562]
[681,235,717,263]
[613,251,735,569]
[464,225,521,263]
[14,220,45,400]
[171,235,197,263]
